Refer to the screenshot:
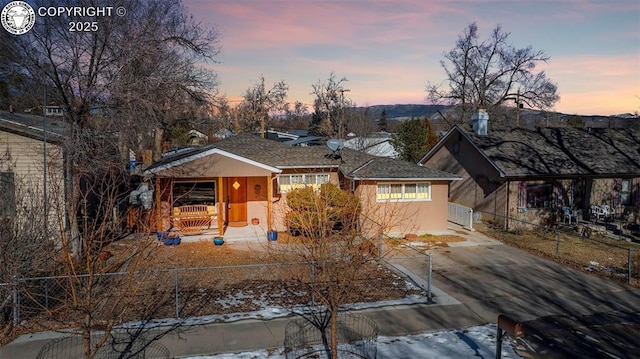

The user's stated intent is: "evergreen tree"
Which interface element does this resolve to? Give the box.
[377,109,388,131]
[391,117,429,163]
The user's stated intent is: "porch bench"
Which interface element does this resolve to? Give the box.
[172,205,217,234]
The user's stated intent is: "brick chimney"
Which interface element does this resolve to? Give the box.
[472,109,489,136]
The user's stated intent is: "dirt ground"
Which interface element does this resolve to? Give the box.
[385,233,467,251]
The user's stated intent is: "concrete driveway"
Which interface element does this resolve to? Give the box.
[397,226,640,358]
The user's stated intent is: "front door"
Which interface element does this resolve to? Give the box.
[227,177,247,226]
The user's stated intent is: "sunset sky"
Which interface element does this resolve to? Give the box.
[184,0,640,116]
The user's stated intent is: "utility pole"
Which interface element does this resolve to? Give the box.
[515,89,521,126]
[339,89,350,139]
[43,87,48,241]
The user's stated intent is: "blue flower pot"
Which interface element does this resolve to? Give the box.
[164,236,181,246]
[213,237,224,246]
[267,231,278,241]
[156,232,169,241]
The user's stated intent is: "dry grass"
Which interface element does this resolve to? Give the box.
[134,239,273,270]
[385,233,467,250]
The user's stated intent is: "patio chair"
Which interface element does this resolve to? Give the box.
[601,205,615,221]
[562,207,577,224]
[590,205,604,222]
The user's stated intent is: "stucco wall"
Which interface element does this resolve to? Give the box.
[269,170,340,232]
[356,180,450,237]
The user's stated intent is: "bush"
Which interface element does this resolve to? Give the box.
[285,183,361,237]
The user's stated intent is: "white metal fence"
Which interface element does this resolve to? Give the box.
[447,202,473,230]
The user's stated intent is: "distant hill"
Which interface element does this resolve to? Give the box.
[359,104,639,130]
[362,104,450,120]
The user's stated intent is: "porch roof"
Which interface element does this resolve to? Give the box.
[146,133,459,181]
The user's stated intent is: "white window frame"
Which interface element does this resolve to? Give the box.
[278,173,330,193]
[376,182,431,202]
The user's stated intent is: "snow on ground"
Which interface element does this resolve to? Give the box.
[183,324,522,358]
[118,274,521,359]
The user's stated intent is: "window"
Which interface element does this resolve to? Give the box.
[0,172,16,216]
[526,183,553,209]
[620,179,632,205]
[173,181,216,206]
[278,173,330,193]
[376,182,431,201]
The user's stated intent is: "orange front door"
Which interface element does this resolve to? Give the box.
[227,177,247,225]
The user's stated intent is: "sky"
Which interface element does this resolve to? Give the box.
[183,0,640,116]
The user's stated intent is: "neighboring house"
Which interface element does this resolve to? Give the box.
[0,110,66,234]
[419,115,640,227]
[145,133,460,238]
[345,132,399,158]
[188,129,208,146]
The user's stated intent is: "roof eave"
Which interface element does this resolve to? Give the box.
[276,164,340,170]
[146,147,282,175]
[346,176,462,181]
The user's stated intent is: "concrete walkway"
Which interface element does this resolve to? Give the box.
[2,224,640,358]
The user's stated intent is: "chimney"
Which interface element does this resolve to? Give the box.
[472,109,489,136]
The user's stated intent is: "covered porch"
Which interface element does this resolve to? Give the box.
[147,148,281,237]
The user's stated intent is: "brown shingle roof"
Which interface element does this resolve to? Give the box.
[146,133,460,180]
[461,125,640,177]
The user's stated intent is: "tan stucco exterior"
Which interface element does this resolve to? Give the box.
[152,151,454,237]
[355,180,451,237]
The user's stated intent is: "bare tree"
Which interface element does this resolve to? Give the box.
[2,1,218,354]
[14,0,219,159]
[10,0,219,251]
[274,183,409,359]
[280,101,310,130]
[427,22,559,122]
[309,73,352,138]
[237,75,288,136]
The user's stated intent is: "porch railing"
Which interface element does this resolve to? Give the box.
[448,202,473,230]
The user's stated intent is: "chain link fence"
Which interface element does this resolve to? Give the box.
[476,210,640,286]
[284,312,379,359]
[36,333,171,359]
[1,258,424,330]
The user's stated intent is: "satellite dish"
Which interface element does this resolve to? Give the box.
[326,138,345,152]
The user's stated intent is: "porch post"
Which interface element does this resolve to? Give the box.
[267,174,273,231]
[505,180,510,231]
[155,178,162,232]
[217,176,224,235]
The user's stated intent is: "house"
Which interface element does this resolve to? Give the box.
[344,132,399,158]
[419,112,640,227]
[144,133,460,239]
[0,110,66,234]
